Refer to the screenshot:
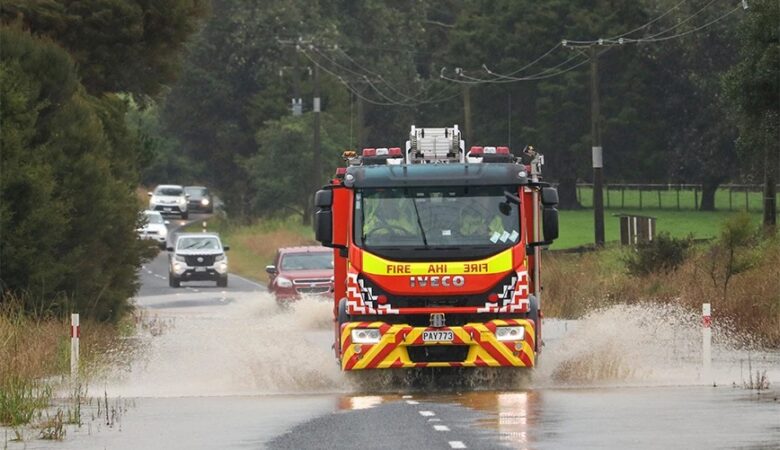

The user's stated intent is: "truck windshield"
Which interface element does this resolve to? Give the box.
[355,186,520,250]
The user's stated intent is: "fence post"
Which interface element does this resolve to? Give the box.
[606,185,610,209]
[745,188,749,212]
[676,186,680,210]
[657,189,662,208]
[639,189,643,210]
[729,188,733,211]
[70,313,80,379]
[694,186,699,210]
[702,303,712,380]
[621,187,625,208]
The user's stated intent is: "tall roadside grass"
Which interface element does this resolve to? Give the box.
[0,296,127,426]
[188,215,315,282]
[543,229,780,347]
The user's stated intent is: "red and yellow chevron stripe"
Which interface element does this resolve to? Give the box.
[340,319,535,370]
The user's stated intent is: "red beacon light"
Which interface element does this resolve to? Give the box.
[467,146,484,163]
[496,146,510,154]
[362,148,377,157]
[387,147,403,157]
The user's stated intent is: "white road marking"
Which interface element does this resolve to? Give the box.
[402,395,413,399]
[449,441,467,449]
[428,418,441,422]
[419,411,436,417]
[229,273,266,290]
[433,425,450,431]
[405,400,419,405]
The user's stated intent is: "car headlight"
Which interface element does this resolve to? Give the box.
[215,254,225,261]
[276,276,293,288]
[201,198,210,206]
[179,197,186,205]
[174,255,186,262]
[495,326,525,341]
[150,196,157,205]
[351,328,381,344]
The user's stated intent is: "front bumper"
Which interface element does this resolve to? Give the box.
[152,204,186,214]
[340,319,535,370]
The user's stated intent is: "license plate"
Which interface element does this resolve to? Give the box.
[422,330,453,342]
[195,267,206,272]
[164,207,172,211]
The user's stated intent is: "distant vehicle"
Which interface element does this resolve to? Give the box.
[149,184,189,219]
[168,233,229,287]
[184,186,214,213]
[137,210,169,248]
[266,246,333,302]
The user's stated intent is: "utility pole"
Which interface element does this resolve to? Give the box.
[292,44,302,116]
[310,63,321,226]
[590,46,605,246]
[463,85,473,141]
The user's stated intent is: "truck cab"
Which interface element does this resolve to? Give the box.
[314,126,558,370]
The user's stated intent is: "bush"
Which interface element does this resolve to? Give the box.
[623,232,693,276]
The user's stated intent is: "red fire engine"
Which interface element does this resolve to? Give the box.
[314,125,559,370]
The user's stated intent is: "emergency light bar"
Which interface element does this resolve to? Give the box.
[467,146,514,163]
[361,147,403,165]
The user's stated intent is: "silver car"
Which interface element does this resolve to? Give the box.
[149,184,189,219]
[168,233,229,287]
[137,210,169,248]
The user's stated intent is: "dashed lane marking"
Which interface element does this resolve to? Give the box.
[402,395,413,399]
[419,411,436,417]
[405,400,419,405]
[433,425,450,432]
[448,442,467,449]
[428,418,441,422]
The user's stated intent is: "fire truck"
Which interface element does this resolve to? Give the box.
[314,125,559,371]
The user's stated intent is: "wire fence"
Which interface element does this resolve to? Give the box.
[573,183,778,212]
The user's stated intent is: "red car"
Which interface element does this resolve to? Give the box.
[266,246,334,301]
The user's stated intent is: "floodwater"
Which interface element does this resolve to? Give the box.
[5,255,779,449]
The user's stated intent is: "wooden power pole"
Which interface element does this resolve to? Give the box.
[590,46,605,246]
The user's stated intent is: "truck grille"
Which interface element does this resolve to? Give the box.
[407,346,469,363]
[184,255,216,266]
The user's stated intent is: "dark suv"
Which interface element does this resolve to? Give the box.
[184,186,213,213]
[168,233,229,287]
[266,246,333,302]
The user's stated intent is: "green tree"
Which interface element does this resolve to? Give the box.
[1,0,207,96]
[723,0,779,229]
[0,27,154,320]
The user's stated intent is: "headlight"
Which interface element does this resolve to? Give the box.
[495,326,525,341]
[179,197,186,205]
[159,228,167,237]
[351,328,381,344]
[215,254,225,261]
[201,198,210,206]
[174,255,186,262]
[150,196,157,205]
[276,276,293,288]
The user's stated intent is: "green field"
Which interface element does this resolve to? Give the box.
[554,208,762,249]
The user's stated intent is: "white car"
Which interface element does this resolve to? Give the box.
[168,233,229,287]
[137,210,169,248]
[149,184,189,219]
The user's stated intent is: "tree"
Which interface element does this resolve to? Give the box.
[0,27,155,320]
[1,0,207,96]
[723,0,779,229]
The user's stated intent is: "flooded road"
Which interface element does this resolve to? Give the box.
[7,249,778,449]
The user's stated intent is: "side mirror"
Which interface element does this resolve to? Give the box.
[315,209,333,246]
[166,246,174,252]
[185,194,191,198]
[147,192,153,197]
[314,189,333,207]
[223,245,230,251]
[164,220,170,225]
[265,265,277,275]
[542,207,559,241]
[541,187,559,206]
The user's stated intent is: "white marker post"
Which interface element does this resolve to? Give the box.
[702,303,712,379]
[70,313,80,379]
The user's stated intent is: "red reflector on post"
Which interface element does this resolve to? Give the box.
[377,295,388,305]
[388,147,402,157]
[496,146,510,154]
[487,293,499,303]
[362,148,376,157]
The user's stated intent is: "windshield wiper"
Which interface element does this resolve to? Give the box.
[411,198,429,248]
